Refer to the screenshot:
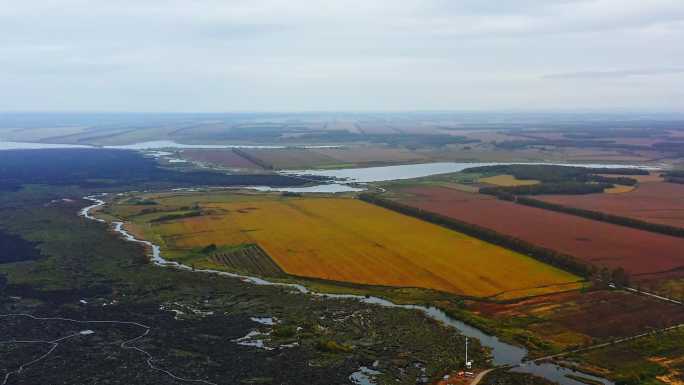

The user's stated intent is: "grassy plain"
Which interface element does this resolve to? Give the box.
[109,192,581,299]
[469,290,684,350]
[0,193,486,385]
[235,148,339,169]
[311,147,426,166]
[570,328,684,385]
[179,149,263,169]
[478,174,539,187]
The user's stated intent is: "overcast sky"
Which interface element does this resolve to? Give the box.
[1,0,683,112]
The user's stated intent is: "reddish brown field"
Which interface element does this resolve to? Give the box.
[469,290,684,345]
[397,187,684,278]
[537,182,684,228]
[180,149,261,169]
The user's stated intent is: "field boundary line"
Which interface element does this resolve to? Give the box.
[624,286,683,305]
[524,323,684,365]
[514,196,684,239]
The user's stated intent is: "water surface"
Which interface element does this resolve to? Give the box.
[0,141,92,150]
[286,161,659,183]
[249,184,363,193]
[106,140,340,150]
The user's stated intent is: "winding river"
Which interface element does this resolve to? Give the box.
[80,195,614,385]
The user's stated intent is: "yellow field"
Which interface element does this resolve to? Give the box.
[478,174,539,187]
[604,185,636,194]
[119,193,580,298]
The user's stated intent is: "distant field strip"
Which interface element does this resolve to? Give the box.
[118,194,581,298]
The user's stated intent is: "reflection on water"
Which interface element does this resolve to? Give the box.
[349,366,382,385]
[106,140,285,150]
[249,184,363,193]
[106,140,341,150]
[287,161,659,183]
[0,141,92,150]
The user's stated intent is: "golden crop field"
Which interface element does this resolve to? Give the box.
[118,193,581,298]
[603,185,636,194]
[478,174,539,187]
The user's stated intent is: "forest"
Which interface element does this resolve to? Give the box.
[0,149,320,191]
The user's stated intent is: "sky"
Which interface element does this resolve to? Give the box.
[1,0,683,112]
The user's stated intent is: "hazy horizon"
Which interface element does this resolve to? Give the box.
[2,0,683,112]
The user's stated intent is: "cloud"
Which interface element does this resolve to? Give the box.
[0,0,683,111]
[544,68,684,79]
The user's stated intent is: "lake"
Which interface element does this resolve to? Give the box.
[286,161,660,183]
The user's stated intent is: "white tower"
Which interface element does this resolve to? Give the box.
[465,337,472,369]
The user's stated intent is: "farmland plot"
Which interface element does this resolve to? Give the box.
[538,182,684,228]
[179,149,262,169]
[114,193,581,298]
[395,187,684,280]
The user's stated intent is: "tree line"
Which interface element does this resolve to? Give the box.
[360,193,637,287]
[664,171,684,185]
[232,148,275,170]
[479,182,611,197]
[463,164,648,182]
[515,197,684,238]
[358,193,594,278]
[465,164,643,196]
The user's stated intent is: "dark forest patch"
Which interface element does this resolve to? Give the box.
[0,229,42,264]
[0,149,323,191]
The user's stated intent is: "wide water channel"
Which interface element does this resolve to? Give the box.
[288,161,658,183]
[261,161,659,193]
[81,194,615,385]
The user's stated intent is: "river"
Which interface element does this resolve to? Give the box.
[80,195,614,385]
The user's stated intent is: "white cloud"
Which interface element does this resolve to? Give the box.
[0,0,683,111]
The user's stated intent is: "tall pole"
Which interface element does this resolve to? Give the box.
[465,337,468,366]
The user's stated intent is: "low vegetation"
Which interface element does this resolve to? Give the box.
[464,164,644,196]
[0,188,488,385]
[470,290,684,350]
[571,327,684,385]
[482,370,558,385]
[107,192,581,299]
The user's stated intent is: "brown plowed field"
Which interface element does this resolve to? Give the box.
[397,187,684,278]
[180,149,261,169]
[537,182,684,228]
